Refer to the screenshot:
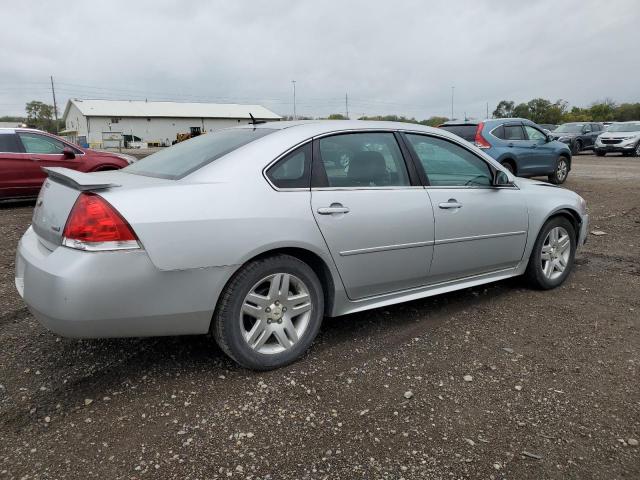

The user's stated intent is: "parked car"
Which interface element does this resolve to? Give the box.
[548,122,605,155]
[439,119,572,184]
[15,121,589,370]
[594,121,640,157]
[0,128,136,200]
[538,124,558,133]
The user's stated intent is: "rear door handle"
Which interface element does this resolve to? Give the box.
[438,199,463,209]
[317,204,350,215]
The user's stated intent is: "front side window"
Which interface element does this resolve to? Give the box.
[0,133,22,153]
[266,143,311,189]
[18,132,66,154]
[524,126,546,141]
[318,132,410,188]
[503,125,525,141]
[125,127,275,179]
[405,134,492,187]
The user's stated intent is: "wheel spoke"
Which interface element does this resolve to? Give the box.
[291,301,312,316]
[273,328,293,349]
[282,318,299,344]
[541,244,552,261]
[245,292,268,309]
[558,255,567,269]
[246,320,269,348]
[549,228,558,243]
[543,259,554,277]
[242,301,263,318]
[558,235,570,253]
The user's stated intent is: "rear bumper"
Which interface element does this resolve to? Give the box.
[15,226,234,338]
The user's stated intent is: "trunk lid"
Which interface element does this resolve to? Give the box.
[31,168,166,249]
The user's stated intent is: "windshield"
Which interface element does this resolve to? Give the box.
[607,122,640,133]
[124,128,275,179]
[553,124,585,134]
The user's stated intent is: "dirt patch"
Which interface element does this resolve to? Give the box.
[0,155,638,479]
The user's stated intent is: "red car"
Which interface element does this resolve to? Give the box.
[0,128,136,200]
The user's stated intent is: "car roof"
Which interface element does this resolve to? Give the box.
[0,127,47,134]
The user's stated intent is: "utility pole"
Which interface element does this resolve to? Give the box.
[345,93,349,119]
[291,80,297,120]
[50,75,59,130]
[451,86,455,120]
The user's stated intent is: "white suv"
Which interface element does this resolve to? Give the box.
[595,121,640,157]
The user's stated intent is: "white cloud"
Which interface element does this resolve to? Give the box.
[1,0,638,119]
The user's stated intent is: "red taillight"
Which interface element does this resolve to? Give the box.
[474,122,491,149]
[62,193,139,250]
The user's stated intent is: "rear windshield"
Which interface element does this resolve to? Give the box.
[438,125,477,142]
[124,128,275,179]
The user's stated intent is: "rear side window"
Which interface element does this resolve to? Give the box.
[0,133,21,153]
[438,125,477,142]
[318,132,410,188]
[504,125,525,140]
[266,143,311,189]
[491,125,505,139]
[405,134,492,187]
[125,128,275,179]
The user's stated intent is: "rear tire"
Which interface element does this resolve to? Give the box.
[525,217,576,290]
[548,156,569,184]
[212,254,324,370]
[501,161,515,175]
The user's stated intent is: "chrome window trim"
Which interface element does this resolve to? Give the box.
[311,186,424,192]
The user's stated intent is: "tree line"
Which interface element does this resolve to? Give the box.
[492,98,640,124]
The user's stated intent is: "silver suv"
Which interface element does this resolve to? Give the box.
[595,121,640,157]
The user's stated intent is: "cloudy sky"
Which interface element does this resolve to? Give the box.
[1,0,638,120]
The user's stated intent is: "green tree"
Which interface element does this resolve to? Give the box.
[589,99,616,122]
[492,100,515,118]
[25,101,58,132]
[421,116,449,127]
[512,103,530,119]
[327,113,348,120]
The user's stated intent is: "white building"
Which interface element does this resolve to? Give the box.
[61,99,281,147]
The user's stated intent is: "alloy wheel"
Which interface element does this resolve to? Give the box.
[240,273,313,354]
[556,159,568,182]
[540,226,571,280]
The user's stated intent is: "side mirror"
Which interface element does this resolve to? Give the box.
[546,135,554,143]
[494,170,510,186]
[62,147,76,159]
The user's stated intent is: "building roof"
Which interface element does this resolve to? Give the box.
[62,99,281,120]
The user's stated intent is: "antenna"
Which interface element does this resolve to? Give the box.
[248,113,266,125]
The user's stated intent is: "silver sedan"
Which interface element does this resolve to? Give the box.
[15,121,589,370]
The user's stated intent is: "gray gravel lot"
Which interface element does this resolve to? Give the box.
[0,153,638,479]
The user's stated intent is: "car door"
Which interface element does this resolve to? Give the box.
[310,131,435,299]
[501,123,535,173]
[17,132,82,190]
[0,131,38,199]
[588,123,601,147]
[523,125,556,174]
[402,132,528,284]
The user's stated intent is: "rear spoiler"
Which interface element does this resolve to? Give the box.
[42,167,121,191]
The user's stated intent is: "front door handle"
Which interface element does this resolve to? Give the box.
[438,199,463,209]
[317,203,350,215]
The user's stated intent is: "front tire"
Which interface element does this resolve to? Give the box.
[571,140,582,155]
[525,217,576,290]
[633,142,640,157]
[595,150,606,157]
[213,255,324,370]
[548,156,569,184]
